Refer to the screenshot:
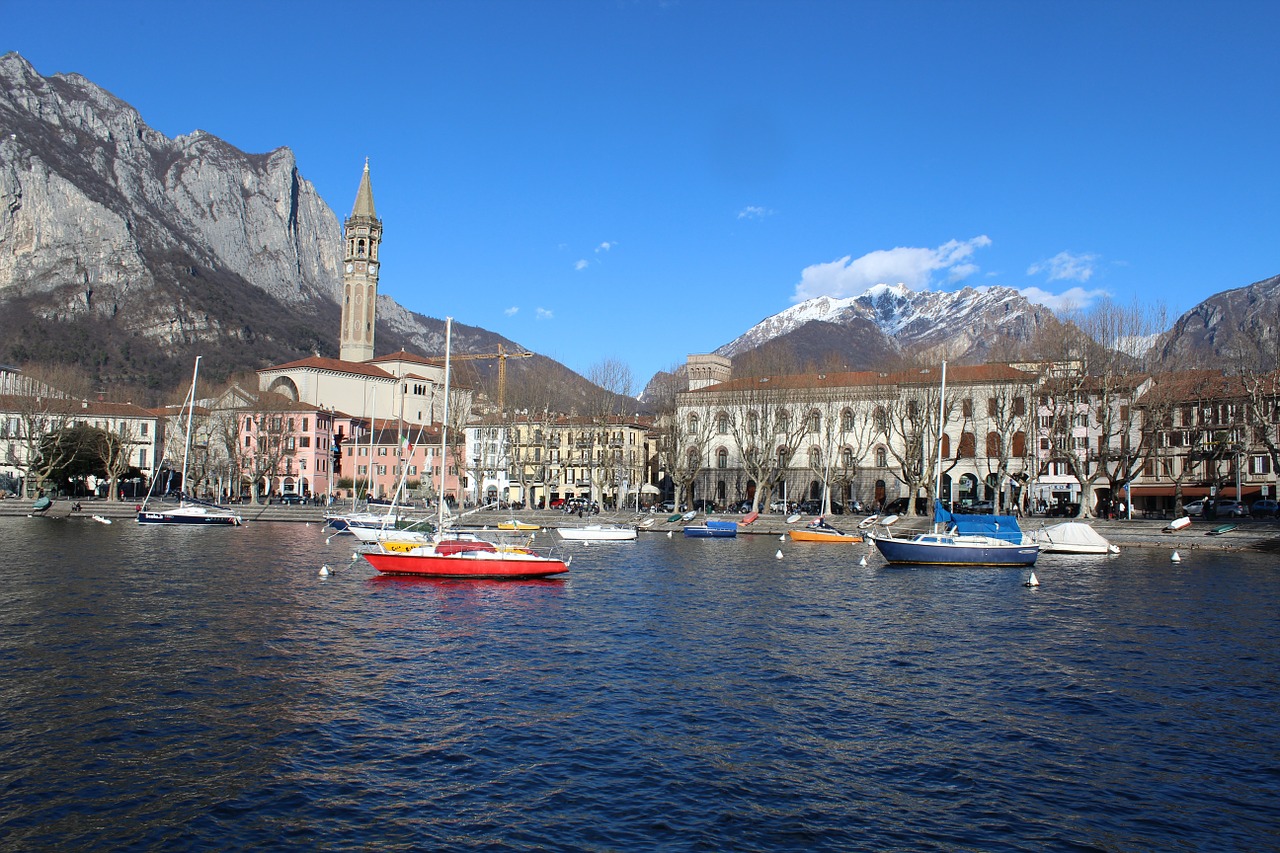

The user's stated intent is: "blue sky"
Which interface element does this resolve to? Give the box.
[8,0,1278,386]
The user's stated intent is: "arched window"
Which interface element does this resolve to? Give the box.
[687,413,700,435]
[873,406,887,432]
[717,412,730,435]
[775,409,790,432]
[716,447,728,469]
[746,411,759,435]
[1012,431,1027,457]
[841,447,854,469]
[959,432,976,458]
[777,445,792,467]
[986,431,1002,458]
[686,448,700,468]
[875,446,887,468]
[806,410,821,433]
[841,409,855,432]
[809,446,822,469]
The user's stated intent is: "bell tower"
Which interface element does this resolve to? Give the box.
[339,159,382,362]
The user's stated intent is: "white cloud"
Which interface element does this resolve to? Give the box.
[504,306,519,317]
[792,236,992,302]
[737,205,771,220]
[1027,251,1100,283]
[536,307,554,320]
[574,259,589,271]
[1018,285,1109,312]
[595,241,614,252]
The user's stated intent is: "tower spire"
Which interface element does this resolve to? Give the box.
[339,160,382,362]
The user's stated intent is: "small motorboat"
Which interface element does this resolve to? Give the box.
[1163,516,1192,533]
[558,524,637,542]
[683,519,737,538]
[788,518,862,543]
[498,519,540,531]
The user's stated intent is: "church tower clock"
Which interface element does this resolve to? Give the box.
[339,159,382,362]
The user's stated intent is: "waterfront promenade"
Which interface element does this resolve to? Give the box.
[5,496,1278,552]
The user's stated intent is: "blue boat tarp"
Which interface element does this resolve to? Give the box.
[706,520,738,531]
[933,501,1023,543]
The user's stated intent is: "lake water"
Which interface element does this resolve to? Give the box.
[2,519,1278,851]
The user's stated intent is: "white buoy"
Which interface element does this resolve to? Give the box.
[326,536,332,545]
[859,555,867,567]
[318,565,330,577]
[776,550,783,559]
[667,530,673,538]
[1171,550,1182,562]
[1024,571,1039,587]
[778,534,785,541]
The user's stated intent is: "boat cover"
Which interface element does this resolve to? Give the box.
[1035,522,1113,550]
[933,501,1023,543]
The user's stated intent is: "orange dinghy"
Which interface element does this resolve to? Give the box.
[787,518,863,543]
[787,528,863,543]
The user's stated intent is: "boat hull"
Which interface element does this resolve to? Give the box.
[683,526,736,538]
[558,525,637,541]
[788,528,863,543]
[363,543,568,578]
[137,505,242,525]
[871,535,1037,566]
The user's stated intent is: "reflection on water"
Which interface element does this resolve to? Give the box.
[1,518,1277,851]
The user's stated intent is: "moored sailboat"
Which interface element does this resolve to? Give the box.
[137,357,242,527]
[360,318,568,579]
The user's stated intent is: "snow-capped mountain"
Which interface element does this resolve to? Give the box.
[716,283,1061,367]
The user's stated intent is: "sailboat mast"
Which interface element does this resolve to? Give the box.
[934,361,947,504]
[438,317,453,533]
[180,356,201,498]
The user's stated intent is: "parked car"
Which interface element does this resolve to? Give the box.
[769,500,792,513]
[1250,499,1279,518]
[1182,498,1207,516]
[882,497,911,516]
[1211,499,1249,518]
[797,500,823,515]
[279,493,307,505]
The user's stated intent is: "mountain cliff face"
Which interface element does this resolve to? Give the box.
[717,283,1062,368]
[1152,273,1280,369]
[0,52,346,389]
[0,52,590,408]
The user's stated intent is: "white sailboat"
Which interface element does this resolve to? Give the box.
[137,357,243,526]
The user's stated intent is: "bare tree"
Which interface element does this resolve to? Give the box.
[977,380,1034,512]
[583,358,635,506]
[90,420,137,501]
[874,373,951,516]
[1035,298,1167,518]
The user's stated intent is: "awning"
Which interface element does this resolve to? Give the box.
[1126,485,1240,498]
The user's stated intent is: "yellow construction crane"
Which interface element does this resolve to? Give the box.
[428,344,533,410]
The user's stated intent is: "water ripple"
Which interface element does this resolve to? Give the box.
[1,520,1278,850]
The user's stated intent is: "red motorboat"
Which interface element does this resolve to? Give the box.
[362,537,569,579]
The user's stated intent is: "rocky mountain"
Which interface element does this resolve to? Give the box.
[1151,273,1280,370]
[717,283,1063,370]
[0,52,601,411]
